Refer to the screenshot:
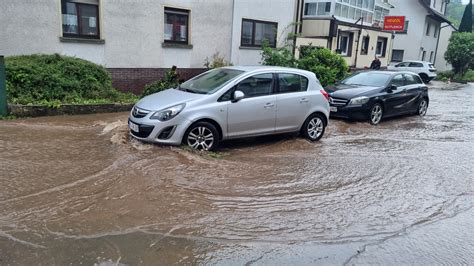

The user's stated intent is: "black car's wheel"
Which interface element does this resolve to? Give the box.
[417,98,428,116]
[184,122,219,151]
[369,103,383,125]
[302,113,326,142]
[419,73,430,83]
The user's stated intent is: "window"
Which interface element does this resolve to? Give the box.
[396,62,409,67]
[391,49,404,62]
[236,74,274,97]
[305,2,331,16]
[338,32,352,56]
[433,26,438,37]
[241,19,277,48]
[421,51,426,61]
[429,51,434,62]
[426,23,431,36]
[181,68,243,95]
[164,7,190,44]
[391,75,405,87]
[61,0,99,39]
[376,37,387,57]
[404,74,423,85]
[277,73,309,93]
[361,36,370,55]
[409,62,424,67]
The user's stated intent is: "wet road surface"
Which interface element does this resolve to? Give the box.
[1,85,473,265]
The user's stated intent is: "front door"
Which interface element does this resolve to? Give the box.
[227,73,276,138]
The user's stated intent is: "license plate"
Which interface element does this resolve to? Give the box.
[330,106,338,112]
[129,121,139,132]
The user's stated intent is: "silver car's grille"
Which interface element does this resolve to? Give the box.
[329,97,349,107]
[132,106,150,118]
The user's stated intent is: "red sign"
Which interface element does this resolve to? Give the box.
[383,16,406,31]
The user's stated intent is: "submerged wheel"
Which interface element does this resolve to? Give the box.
[184,122,219,151]
[420,73,430,83]
[369,103,383,125]
[302,113,326,142]
[418,98,428,116]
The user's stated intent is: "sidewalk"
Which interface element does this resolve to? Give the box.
[427,80,469,90]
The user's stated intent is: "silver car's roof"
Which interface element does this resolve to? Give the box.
[224,65,315,76]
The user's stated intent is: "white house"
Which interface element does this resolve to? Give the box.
[0,0,297,92]
[390,0,452,66]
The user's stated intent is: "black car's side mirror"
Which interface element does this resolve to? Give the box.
[387,85,397,93]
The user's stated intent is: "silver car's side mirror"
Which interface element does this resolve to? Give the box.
[233,90,245,102]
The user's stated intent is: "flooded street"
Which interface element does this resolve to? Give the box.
[1,85,473,265]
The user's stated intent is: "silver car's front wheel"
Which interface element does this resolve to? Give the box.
[369,103,383,125]
[184,122,219,151]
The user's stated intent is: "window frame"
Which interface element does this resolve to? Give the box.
[164,7,190,45]
[61,0,100,39]
[240,19,278,48]
[361,36,370,55]
[376,37,387,57]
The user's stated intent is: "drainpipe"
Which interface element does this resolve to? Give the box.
[230,0,235,64]
[0,56,8,117]
[293,0,301,57]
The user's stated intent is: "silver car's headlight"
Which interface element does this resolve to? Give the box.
[150,103,185,121]
[349,96,369,105]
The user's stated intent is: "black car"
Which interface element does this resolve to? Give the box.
[325,71,429,125]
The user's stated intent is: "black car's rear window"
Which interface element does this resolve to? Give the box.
[341,72,391,87]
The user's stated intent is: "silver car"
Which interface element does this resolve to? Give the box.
[128,66,330,150]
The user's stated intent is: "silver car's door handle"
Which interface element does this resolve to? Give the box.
[264,103,275,108]
[300,98,309,103]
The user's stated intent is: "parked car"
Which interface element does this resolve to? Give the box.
[325,71,429,125]
[387,60,437,83]
[129,66,330,150]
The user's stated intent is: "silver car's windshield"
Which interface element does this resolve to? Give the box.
[341,72,391,87]
[179,69,244,94]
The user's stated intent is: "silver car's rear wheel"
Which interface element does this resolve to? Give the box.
[184,122,219,151]
[302,113,326,142]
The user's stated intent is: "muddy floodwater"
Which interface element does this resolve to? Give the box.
[1,85,473,265]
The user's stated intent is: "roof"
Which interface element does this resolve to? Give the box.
[418,0,452,24]
[225,65,315,76]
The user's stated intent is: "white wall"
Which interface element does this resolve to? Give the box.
[0,0,234,68]
[230,0,297,65]
[435,25,454,71]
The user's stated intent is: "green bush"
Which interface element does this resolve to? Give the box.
[445,32,474,76]
[6,54,137,105]
[261,44,348,87]
[461,69,474,81]
[141,69,179,98]
[437,70,455,80]
[297,48,348,87]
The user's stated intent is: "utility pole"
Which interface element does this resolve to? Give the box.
[354,16,364,69]
[0,56,8,117]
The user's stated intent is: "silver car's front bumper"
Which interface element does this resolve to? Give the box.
[128,114,193,145]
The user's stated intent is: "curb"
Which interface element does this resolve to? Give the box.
[8,103,134,118]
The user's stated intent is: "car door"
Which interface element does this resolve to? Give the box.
[227,73,276,138]
[384,74,411,116]
[274,73,311,132]
[403,73,426,112]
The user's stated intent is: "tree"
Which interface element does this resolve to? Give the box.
[459,0,472,32]
[445,32,474,75]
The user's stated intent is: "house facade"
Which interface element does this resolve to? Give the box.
[0,0,297,93]
[390,0,452,66]
[295,0,395,69]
